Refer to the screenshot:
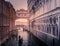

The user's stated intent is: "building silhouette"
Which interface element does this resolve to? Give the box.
[0,0,16,45]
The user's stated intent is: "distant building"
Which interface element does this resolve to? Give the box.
[0,0,16,45]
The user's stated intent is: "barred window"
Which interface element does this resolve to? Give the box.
[31,20,35,28]
[52,25,55,35]
[47,24,51,34]
[38,25,40,30]
[32,6,35,13]
[53,17,56,24]
[43,0,49,4]
[55,24,58,36]
[50,17,52,24]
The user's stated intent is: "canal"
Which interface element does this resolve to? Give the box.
[1,28,48,46]
[18,28,48,46]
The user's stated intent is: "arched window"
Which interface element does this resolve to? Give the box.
[32,6,35,13]
[50,17,52,24]
[53,17,56,24]
[52,25,55,35]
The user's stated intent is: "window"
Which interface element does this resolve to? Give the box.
[50,17,52,24]
[53,17,56,24]
[31,20,35,28]
[44,0,49,4]
[32,6,35,13]
[0,16,2,26]
[47,24,51,34]
[36,0,40,2]
[38,25,40,30]
[45,0,49,2]
[39,0,42,7]
[52,25,55,35]
[55,24,58,36]
[52,24,58,36]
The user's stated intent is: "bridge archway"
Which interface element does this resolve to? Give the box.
[15,18,29,31]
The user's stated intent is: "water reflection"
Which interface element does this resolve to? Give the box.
[18,27,29,46]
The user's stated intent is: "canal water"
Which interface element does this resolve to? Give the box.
[1,27,48,46]
[18,27,29,46]
[18,27,48,46]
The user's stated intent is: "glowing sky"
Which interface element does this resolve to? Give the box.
[5,0,27,10]
[15,19,28,25]
[16,19,28,22]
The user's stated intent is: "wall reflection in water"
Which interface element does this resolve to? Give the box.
[18,27,29,46]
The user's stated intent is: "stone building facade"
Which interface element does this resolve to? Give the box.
[0,0,16,45]
[27,0,60,46]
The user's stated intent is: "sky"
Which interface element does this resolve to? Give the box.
[5,0,27,10]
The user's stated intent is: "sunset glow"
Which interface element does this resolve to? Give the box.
[15,18,28,25]
[5,0,27,10]
[16,19,28,22]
